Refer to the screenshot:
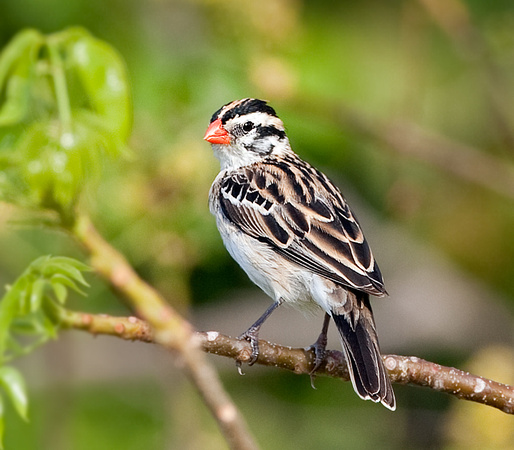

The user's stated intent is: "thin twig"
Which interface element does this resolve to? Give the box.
[59,309,154,342]
[59,310,514,415]
[300,98,514,201]
[68,213,258,450]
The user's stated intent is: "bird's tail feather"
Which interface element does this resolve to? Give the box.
[332,294,396,411]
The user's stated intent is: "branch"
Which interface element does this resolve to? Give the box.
[293,98,514,202]
[67,213,258,450]
[60,310,514,415]
[376,120,514,202]
[336,104,514,202]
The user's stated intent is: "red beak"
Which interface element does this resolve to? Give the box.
[203,118,231,145]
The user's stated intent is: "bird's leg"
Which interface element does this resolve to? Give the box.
[307,313,331,386]
[238,300,282,366]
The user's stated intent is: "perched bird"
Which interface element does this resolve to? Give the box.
[204,98,395,410]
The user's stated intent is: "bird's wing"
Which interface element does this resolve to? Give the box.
[218,158,387,296]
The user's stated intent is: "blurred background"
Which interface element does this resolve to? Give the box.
[1,0,514,448]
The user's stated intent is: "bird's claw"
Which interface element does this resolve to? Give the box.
[237,328,260,366]
[307,333,328,375]
[306,339,327,389]
[236,360,245,375]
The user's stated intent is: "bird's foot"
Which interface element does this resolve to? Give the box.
[307,332,328,374]
[237,327,260,366]
[306,332,328,388]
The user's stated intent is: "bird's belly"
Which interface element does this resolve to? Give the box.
[221,229,317,311]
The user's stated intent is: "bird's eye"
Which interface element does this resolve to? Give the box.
[242,121,254,133]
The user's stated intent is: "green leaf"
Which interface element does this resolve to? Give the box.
[47,256,91,272]
[0,29,42,88]
[50,282,67,304]
[28,278,46,313]
[65,28,132,142]
[0,32,39,123]
[27,255,51,271]
[0,29,43,159]
[0,367,28,421]
[0,75,31,127]
[0,288,24,365]
[49,274,85,296]
[44,259,90,287]
[0,395,4,449]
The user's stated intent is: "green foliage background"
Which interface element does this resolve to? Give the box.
[1,0,514,448]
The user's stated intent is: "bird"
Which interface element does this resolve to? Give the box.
[204,98,395,410]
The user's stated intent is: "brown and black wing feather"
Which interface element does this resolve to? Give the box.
[218,154,387,296]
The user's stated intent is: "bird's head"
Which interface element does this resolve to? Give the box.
[204,98,290,170]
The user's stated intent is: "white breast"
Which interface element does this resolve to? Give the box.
[214,208,318,309]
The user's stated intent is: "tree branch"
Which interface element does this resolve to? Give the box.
[293,98,514,202]
[336,105,514,202]
[67,213,258,450]
[59,310,514,415]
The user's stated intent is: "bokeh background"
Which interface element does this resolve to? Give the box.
[1,0,514,448]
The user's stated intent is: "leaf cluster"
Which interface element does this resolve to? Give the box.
[0,255,90,447]
[0,27,131,211]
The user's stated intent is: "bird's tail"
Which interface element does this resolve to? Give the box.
[332,292,396,410]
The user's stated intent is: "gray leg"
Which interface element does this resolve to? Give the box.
[238,300,282,365]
